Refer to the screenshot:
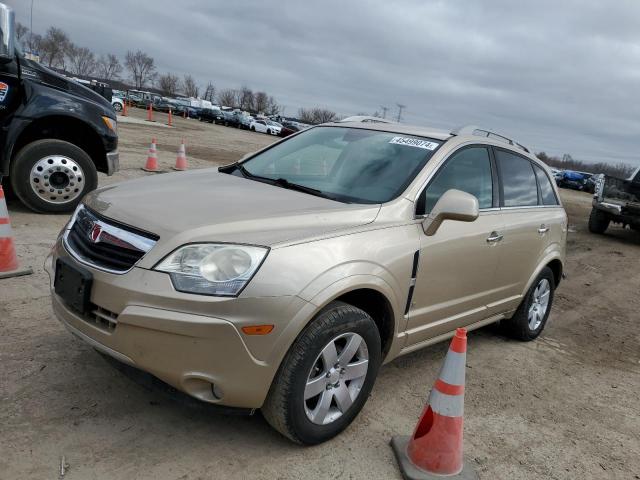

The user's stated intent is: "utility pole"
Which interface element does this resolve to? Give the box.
[29,0,34,53]
[396,103,406,123]
[380,105,388,119]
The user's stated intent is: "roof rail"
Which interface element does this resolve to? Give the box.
[451,125,531,153]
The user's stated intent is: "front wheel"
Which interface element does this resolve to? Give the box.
[262,301,381,444]
[10,139,98,213]
[502,267,555,341]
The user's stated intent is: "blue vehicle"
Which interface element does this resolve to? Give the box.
[557,170,591,191]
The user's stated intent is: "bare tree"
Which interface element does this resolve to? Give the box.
[66,45,96,76]
[39,27,71,68]
[217,88,236,107]
[157,73,181,97]
[253,91,268,113]
[298,107,335,124]
[16,22,29,46]
[24,32,42,54]
[96,54,122,80]
[183,74,199,98]
[239,86,254,111]
[125,50,156,89]
[202,82,216,102]
[267,96,280,116]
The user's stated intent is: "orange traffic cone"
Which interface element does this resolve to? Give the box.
[167,109,173,127]
[146,103,154,122]
[390,328,477,479]
[0,186,33,279]
[142,138,162,172]
[122,101,128,117]
[173,139,188,171]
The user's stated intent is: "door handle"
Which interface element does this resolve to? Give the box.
[486,231,503,243]
[538,224,550,234]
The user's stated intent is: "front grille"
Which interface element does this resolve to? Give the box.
[64,205,158,273]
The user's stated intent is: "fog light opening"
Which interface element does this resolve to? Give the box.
[211,383,224,400]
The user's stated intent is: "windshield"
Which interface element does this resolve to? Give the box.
[239,126,442,204]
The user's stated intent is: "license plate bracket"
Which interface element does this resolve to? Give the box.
[54,258,93,315]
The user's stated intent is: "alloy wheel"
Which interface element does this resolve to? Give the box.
[304,332,369,425]
[528,278,550,330]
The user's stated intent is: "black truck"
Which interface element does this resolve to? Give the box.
[0,4,118,213]
[589,168,640,235]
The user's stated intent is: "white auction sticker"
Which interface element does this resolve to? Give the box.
[389,136,439,150]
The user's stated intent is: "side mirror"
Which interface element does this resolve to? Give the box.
[0,3,15,62]
[422,189,479,236]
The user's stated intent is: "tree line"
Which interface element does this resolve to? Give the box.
[15,23,281,114]
[536,152,635,178]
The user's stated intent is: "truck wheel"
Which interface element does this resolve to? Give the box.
[502,267,555,341]
[588,208,610,234]
[262,301,381,444]
[10,139,98,213]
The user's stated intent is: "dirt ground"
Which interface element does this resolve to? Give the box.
[1,110,639,479]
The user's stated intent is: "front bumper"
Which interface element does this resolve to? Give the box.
[106,150,119,176]
[47,240,308,408]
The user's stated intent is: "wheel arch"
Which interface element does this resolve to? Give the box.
[9,115,107,175]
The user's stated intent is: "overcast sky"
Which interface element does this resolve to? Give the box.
[8,0,640,166]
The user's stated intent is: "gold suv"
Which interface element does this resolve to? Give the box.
[48,123,567,444]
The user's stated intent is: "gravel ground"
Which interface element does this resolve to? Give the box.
[1,110,639,479]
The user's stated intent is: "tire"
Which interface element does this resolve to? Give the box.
[10,139,98,213]
[112,102,123,112]
[267,129,271,135]
[502,267,555,341]
[262,301,382,445]
[588,208,610,234]
[251,126,255,131]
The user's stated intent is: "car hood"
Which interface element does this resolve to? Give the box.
[83,169,380,247]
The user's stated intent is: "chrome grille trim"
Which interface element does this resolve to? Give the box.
[63,205,158,274]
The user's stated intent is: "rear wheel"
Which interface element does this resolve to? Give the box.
[10,139,97,213]
[588,208,610,234]
[112,102,123,112]
[262,301,381,444]
[502,267,555,341]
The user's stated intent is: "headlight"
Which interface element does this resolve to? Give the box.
[154,244,268,296]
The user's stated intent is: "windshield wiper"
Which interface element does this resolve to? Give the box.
[272,178,324,196]
[233,163,334,200]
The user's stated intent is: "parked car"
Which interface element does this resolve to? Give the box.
[279,121,304,137]
[556,170,589,190]
[153,99,178,114]
[222,110,241,127]
[250,119,281,135]
[111,97,124,112]
[583,174,599,194]
[589,168,640,234]
[199,108,222,123]
[49,122,566,444]
[238,115,254,130]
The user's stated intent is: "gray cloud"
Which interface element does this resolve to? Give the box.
[8,0,640,166]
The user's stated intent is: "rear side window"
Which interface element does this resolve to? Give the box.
[418,146,493,214]
[533,164,559,205]
[496,150,538,207]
